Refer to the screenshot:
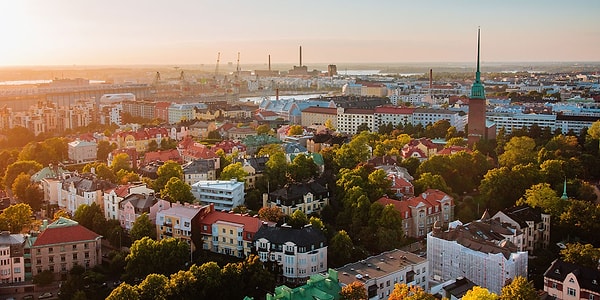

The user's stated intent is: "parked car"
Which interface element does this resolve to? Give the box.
[38,293,52,299]
[22,296,34,300]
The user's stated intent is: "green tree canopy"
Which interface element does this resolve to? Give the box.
[97,140,117,162]
[560,242,600,269]
[0,203,33,233]
[287,125,304,136]
[125,237,190,280]
[516,183,565,219]
[329,230,353,267]
[265,151,288,189]
[154,160,183,192]
[129,213,157,242]
[160,177,195,203]
[219,162,248,182]
[498,136,537,168]
[111,153,132,173]
[463,286,498,300]
[388,283,437,300]
[3,160,42,190]
[288,154,319,183]
[287,209,309,229]
[500,276,537,300]
[414,172,452,196]
[106,283,140,300]
[138,273,168,300]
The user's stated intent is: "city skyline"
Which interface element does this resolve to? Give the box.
[0,0,599,66]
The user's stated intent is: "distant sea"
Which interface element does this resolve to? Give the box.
[0,79,106,86]
[240,94,329,104]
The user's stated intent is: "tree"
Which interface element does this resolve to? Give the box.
[414,173,452,196]
[147,140,159,152]
[265,151,288,189]
[117,170,141,184]
[53,209,71,221]
[111,153,132,173]
[329,230,353,267]
[130,213,157,241]
[160,177,195,203]
[445,137,467,147]
[340,281,367,300]
[516,183,565,219]
[256,124,272,135]
[0,203,33,233]
[138,273,168,300]
[462,286,498,300]
[388,283,437,300]
[11,173,32,202]
[375,204,404,252]
[588,120,600,151]
[125,237,190,280]
[498,136,537,168]
[560,243,600,269]
[288,154,319,183]
[287,125,304,136]
[3,160,42,190]
[154,160,183,192]
[287,209,309,229]
[23,184,44,212]
[324,119,335,130]
[106,283,140,300]
[219,162,248,182]
[73,202,108,235]
[32,270,54,286]
[356,123,371,133]
[97,140,116,162]
[258,207,284,223]
[500,276,537,300]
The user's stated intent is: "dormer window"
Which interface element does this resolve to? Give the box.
[593,279,598,285]
[555,269,560,274]
[569,278,574,283]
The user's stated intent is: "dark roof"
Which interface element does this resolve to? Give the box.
[544,259,600,293]
[502,205,543,228]
[120,193,162,213]
[268,181,329,205]
[254,225,326,247]
[182,159,216,174]
[443,277,477,299]
[233,156,269,173]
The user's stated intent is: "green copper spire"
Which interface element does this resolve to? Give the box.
[470,28,485,99]
[561,178,568,200]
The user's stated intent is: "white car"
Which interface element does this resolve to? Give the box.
[38,292,52,299]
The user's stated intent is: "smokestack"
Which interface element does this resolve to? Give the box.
[268,55,271,71]
[429,69,433,90]
[299,46,302,67]
[276,88,279,100]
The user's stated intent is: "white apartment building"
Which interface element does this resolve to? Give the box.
[68,140,97,164]
[168,103,207,124]
[373,106,415,132]
[254,225,327,285]
[492,205,550,254]
[413,108,467,132]
[336,107,375,134]
[190,179,245,211]
[336,250,428,300]
[427,220,528,295]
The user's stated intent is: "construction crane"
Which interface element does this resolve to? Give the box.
[215,52,221,76]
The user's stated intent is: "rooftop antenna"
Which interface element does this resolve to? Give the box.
[236,52,241,78]
[476,27,481,84]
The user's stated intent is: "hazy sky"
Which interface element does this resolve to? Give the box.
[1,0,599,66]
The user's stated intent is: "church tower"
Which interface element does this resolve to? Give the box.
[468,28,487,147]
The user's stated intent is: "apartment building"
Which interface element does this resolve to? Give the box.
[301,106,338,128]
[156,203,211,253]
[0,232,25,284]
[67,140,97,164]
[336,107,375,134]
[337,250,428,300]
[119,192,170,231]
[254,224,327,285]
[190,179,245,211]
[182,159,217,185]
[28,218,102,278]
[373,106,415,132]
[199,208,265,258]
[427,220,528,295]
[377,189,455,239]
[492,205,550,254]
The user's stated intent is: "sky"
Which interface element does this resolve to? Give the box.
[0,0,599,66]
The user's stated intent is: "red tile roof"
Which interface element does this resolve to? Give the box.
[143,149,182,165]
[302,106,337,114]
[34,219,101,246]
[377,189,453,219]
[200,211,266,241]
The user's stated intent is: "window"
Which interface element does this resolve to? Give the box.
[567,288,576,296]
[72,245,77,250]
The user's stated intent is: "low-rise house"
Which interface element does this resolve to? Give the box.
[254,224,328,284]
[233,156,269,189]
[178,136,220,164]
[120,192,170,231]
[336,250,428,299]
[142,149,182,165]
[182,159,217,185]
[263,181,330,215]
[544,259,600,300]
[103,184,136,221]
[0,231,26,283]
[377,189,455,238]
[27,218,102,279]
[492,205,550,254]
[191,179,245,211]
[56,172,115,215]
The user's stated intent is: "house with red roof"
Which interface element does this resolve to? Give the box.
[377,189,454,238]
[142,149,183,165]
[436,145,472,156]
[28,218,102,279]
[401,138,439,161]
[388,174,414,200]
[212,140,247,155]
[111,127,169,153]
[177,137,219,164]
[199,207,269,258]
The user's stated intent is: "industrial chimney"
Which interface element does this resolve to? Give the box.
[299,46,302,67]
[268,55,271,71]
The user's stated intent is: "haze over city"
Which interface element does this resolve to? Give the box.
[1,0,599,66]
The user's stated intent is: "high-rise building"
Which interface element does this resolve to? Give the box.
[468,28,487,147]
